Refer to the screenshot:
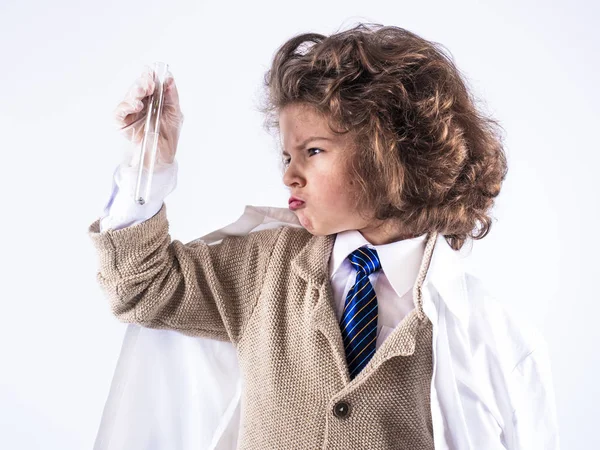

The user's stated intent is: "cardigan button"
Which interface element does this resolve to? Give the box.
[333,400,350,418]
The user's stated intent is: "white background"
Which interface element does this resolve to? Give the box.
[1,0,598,448]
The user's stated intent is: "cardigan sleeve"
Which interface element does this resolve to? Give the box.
[88,202,283,344]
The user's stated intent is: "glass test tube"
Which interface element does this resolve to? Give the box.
[134,61,169,205]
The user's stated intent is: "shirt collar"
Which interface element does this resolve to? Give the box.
[329,229,428,300]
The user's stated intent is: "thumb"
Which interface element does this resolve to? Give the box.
[163,76,180,106]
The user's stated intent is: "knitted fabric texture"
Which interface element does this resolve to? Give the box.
[88,203,435,449]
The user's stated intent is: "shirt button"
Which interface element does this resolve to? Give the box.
[333,400,350,418]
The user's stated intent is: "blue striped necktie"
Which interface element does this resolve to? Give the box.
[340,246,382,379]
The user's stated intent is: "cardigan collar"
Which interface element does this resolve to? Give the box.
[290,229,470,331]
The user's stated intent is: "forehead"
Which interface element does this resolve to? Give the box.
[279,104,336,151]
[279,104,332,138]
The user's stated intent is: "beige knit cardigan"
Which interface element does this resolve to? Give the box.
[88,203,438,449]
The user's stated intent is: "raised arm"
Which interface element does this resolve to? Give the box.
[88,202,283,343]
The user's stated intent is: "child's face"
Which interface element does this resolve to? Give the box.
[279,103,372,237]
[279,102,416,245]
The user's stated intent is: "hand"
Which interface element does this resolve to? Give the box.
[113,66,185,170]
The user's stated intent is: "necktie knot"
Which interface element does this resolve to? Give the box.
[348,246,381,277]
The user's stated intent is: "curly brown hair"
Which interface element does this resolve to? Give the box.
[256,23,508,251]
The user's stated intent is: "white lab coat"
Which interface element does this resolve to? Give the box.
[93,204,560,450]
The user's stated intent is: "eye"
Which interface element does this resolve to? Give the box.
[282,148,322,167]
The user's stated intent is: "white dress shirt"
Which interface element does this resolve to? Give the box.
[330,231,427,349]
[100,161,428,351]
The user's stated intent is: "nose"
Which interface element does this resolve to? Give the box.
[282,161,305,188]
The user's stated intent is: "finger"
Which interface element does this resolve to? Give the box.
[126,73,155,102]
[124,81,144,102]
[163,77,180,105]
[114,103,144,130]
[115,98,145,119]
[144,71,156,96]
[162,70,178,101]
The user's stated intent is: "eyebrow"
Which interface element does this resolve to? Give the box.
[282,136,332,156]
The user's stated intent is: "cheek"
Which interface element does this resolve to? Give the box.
[323,178,354,207]
[313,182,344,206]
[309,166,356,212]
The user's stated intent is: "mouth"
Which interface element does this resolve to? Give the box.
[288,199,305,211]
